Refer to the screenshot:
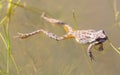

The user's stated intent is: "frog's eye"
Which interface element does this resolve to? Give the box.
[101,30,106,34]
[101,30,108,38]
[98,30,107,35]
[99,30,104,33]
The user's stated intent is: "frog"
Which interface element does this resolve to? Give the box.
[16,12,108,60]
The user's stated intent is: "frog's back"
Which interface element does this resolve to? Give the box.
[73,29,98,44]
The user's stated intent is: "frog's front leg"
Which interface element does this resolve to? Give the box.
[87,43,96,61]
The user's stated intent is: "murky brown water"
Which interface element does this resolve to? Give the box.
[0,0,120,75]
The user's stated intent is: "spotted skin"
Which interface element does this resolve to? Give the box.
[16,12,108,60]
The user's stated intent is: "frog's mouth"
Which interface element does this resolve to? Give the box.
[96,36,108,43]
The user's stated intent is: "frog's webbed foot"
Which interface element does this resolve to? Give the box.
[98,43,104,51]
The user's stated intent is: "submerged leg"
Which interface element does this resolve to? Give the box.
[15,29,74,40]
[87,43,96,61]
[41,12,74,33]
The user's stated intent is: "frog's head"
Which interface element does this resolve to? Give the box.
[95,30,108,44]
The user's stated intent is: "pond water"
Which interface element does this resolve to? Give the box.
[0,0,120,75]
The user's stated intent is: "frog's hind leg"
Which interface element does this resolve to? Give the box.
[16,29,74,40]
[41,12,74,33]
